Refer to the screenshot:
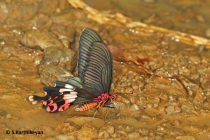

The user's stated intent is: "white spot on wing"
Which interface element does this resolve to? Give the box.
[66,98,75,103]
[63,94,77,99]
[65,84,74,89]
[59,88,73,93]
[32,101,38,105]
[70,91,77,95]
[28,96,34,101]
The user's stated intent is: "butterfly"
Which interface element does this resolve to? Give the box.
[28,28,116,113]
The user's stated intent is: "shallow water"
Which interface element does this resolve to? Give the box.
[0,0,210,139]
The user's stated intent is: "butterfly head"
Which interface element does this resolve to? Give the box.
[109,94,117,101]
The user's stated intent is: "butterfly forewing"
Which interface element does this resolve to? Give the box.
[78,28,102,82]
[83,42,112,96]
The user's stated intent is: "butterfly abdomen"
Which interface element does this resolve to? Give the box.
[75,102,98,112]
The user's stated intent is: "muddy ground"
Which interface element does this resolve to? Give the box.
[0,0,210,140]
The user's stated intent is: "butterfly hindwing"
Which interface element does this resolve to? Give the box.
[42,90,78,112]
[28,77,79,112]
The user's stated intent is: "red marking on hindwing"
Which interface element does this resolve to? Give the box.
[58,100,71,111]
[46,103,58,112]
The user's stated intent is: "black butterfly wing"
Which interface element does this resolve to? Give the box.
[83,42,112,95]
[78,28,102,83]
[75,28,113,102]
[28,78,80,112]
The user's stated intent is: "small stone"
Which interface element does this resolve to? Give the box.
[6,113,12,119]
[168,95,178,102]
[125,86,134,94]
[193,88,206,104]
[146,104,152,108]
[181,102,195,113]
[100,125,115,134]
[153,97,161,103]
[158,105,165,112]
[173,120,180,127]
[195,14,205,22]
[20,30,64,50]
[165,106,181,115]
[139,128,150,136]
[129,104,139,111]
[116,130,127,136]
[128,132,140,139]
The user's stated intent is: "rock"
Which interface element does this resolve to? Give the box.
[20,30,64,50]
[51,25,76,48]
[43,47,76,71]
[40,65,74,86]
[28,14,52,29]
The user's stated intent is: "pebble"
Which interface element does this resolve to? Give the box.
[116,130,127,137]
[139,128,150,136]
[128,132,140,139]
[181,102,195,113]
[193,88,206,104]
[20,30,64,50]
[158,105,165,112]
[165,106,181,115]
[28,14,52,29]
[168,95,178,102]
[153,97,161,103]
[43,47,76,71]
[51,25,75,48]
[124,86,134,94]
[98,131,109,138]
[129,103,140,111]
[6,113,12,119]
[173,120,180,127]
[100,125,115,134]
[195,14,205,22]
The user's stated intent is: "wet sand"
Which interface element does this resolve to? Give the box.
[0,0,210,139]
